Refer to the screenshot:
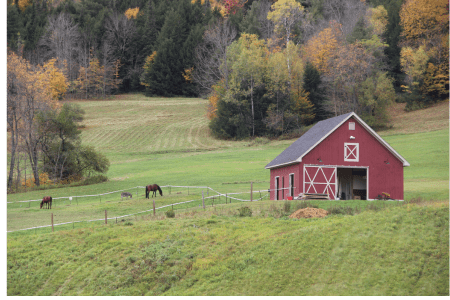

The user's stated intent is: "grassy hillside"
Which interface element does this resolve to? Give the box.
[7,200,449,295]
[380,101,449,136]
[7,95,449,295]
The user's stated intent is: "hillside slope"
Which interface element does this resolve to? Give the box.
[7,201,449,296]
[380,100,449,136]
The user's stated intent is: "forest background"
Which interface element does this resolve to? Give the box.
[6,0,449,190]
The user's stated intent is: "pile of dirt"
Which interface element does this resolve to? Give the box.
[289,207,329,219]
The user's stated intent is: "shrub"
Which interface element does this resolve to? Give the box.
[238,206,252,217]
[165,210,175,218]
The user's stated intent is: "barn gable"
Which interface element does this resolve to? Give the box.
[265,112,409,169]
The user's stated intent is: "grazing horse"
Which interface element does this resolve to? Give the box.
[145,184,163,199]
[40,196,52,209]
[121,192,133,200]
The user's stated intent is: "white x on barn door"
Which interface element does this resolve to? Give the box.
[304,166,337,199]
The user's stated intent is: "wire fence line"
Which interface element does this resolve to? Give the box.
[7,184,271,204]
[7,184,271,233]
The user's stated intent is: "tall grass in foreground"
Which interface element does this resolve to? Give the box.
[7,201,448,295]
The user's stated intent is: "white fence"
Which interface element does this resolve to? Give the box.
[7,184,270,233]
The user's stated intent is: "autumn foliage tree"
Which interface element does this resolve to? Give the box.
[7,51,60,190]
[399,0,449,104]
[76,49,122,99]
[267,0,305,46]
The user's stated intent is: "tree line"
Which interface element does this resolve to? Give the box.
[194,0,448,138]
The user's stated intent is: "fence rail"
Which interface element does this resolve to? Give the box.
[7,183,270,233]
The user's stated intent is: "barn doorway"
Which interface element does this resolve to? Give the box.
[336,168,367,200]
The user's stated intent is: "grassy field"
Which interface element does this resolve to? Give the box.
[7,200,449,295]
[7,125,449,232]
[6,94,449,295]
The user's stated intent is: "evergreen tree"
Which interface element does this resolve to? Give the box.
[7,4,23,51]
[23,3,46,54]
[144,8,186,96]
[303,61,328,123]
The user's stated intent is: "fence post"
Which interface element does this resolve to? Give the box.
[202,191,205,210]
[226,193,227,204]
[153,199,156,216]
[51,213,54,232]
[105,210,107,224]
[251,182,253,202]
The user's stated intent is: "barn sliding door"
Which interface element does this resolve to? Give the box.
[304,166,337,199]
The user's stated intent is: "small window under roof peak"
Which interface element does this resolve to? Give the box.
[349,122,355,130]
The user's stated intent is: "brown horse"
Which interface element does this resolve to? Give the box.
[145,184,163,199]
[40,196,52,209]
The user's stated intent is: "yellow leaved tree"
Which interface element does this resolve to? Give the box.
[399,0,449,100]
[40,58,68,100]
[302,21,343,75]
[125,7,140,19]
[76,49,122,99]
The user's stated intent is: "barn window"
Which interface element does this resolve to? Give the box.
[344,143,359,162]
[349,122,355,130]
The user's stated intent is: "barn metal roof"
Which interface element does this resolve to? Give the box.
[265,112,410,169]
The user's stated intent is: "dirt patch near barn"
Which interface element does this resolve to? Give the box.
[289,207,329,219]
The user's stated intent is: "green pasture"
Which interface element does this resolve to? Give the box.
[7,126,449,232]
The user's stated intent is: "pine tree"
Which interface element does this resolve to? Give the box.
[7,4,23,51]
[303,61,328,122]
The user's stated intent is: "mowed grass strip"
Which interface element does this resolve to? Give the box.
[7,201,449,296]
[76,97,242,155]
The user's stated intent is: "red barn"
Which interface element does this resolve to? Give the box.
[265,112,410,201]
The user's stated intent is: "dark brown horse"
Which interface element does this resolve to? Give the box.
[145,184,163,198]
[40,196,52,209]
